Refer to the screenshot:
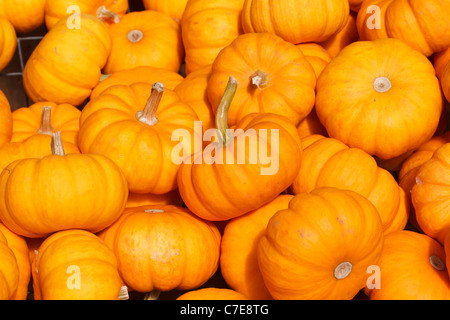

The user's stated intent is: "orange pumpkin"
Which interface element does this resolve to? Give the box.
[176,288,248,300]
[32,229,123,300]
[79,82,199,195]
[0,0,46,33]
[241,0,349,44]
[11,102,81,147]
[143,0,188,23]
[103,10,184,74]
[220,194,293,300]
[445,231,450,279]
[296,109,328,139]
[316,38,443,160]
[0,223,30,300]
[296,43,332,78]
[97,205,221,293]
[257,187,384,300]
[178,77,303,221]
[181,0,245,75]
[207,33,316,127]
[412,143,450,244]
[291,135,409,235]
[434,46,450,80]
[126,189,183,208]
[23,14,112,106]
[0,229,19,300]
[368,230,450,300]
[0,132,128,238]
[357,0,450,57]
[320,11,359,58]
[92,66,184,100]
[44,0,128,30]
[0,17,16,72]
[442,60,450,104]
[174,64,215,134]
[0,90,12,149]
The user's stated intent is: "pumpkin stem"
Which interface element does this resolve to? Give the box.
[127,30,144,43]
[37,106,53,136]
[334,261,352,280]
[250,70,270,89]
[51,132,65,156]
[136,82,164,126]
[215,76,239,146]
[429,255,445,271]
[96,5,120,24]
[373,77,392,93]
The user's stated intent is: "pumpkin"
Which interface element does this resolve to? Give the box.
[357,0,450,57]
[0,229,19,300]
[92,66,184,100]
[0,17,16,72]
[97,205,221,293]
[181,0,245,75]
[78,82,199,195]
[0,223,30,300]
[0,90,12,149]
[412,143,450,244]
[316,38,443,160]
[296,43,332,78]
[103,10,184,74]
[367,230,450,300]
[241,0,349,44]
[398,131,450,230]
[434,46,450,80]
[320,11,359,58]
[143,0,188,23]
[11,102,81,147]
[0,132,128,238]
[44,0,128,30]
[442,60,450,104]
[176,288,248,300]
[291,135,409,235]
[23,14,112,106]
[174,64,215,134]
[296,109,328,139]
[445,231,450,279]
[221,194,293,300]
[0,0,46,33]
[126,189,184,208]
[178,76,303,221]
[207,33,316,127]
[257,187,384,300]
[32,229,123,300]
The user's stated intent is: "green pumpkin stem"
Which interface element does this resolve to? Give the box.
[215,76,239,146]
[51,131,65,156]
[37,106,54,135]
[137,82,164,126]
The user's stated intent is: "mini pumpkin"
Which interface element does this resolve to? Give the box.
[176,288,248,300]
[0,0,46,33]
[442,60,450,104]
[257,187,384,300]
[103,10,184,74]
[32,229,123,300]
[126,189,183,208]
[23,14,112,106]
[296,109,328,139]
[296,43,332,78]
[0,228,20,300]
[207,33,316,127]
[0,16,16,72]
[0,89,12,149]
[434,46,450,80]
[320,11,359,58]
[97,205,221,293]
[316,38,443,160]
[143,0,188,23]
[0,132,128,238]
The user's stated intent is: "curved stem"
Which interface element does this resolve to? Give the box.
[136,82,164,126]
[96,5,120,24]
[37,106,53,135]
[51,132,65,156]
[215,76,239,146]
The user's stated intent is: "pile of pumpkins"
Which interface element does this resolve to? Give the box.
[1,0,450,300]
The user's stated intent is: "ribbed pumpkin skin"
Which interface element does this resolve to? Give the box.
[176,288,248,300]
[241,0,349,44]
[316,38,443,160]
[0,229,19,300]
[23,14,112,106]
[0,0,46,33]
[181,0,245,75]
[0,90,12,149]
[291,135,408,235]
[207,33,316,127]
[0,17,16,72]
[32,229,123,300]
[296,43,332,78]
[0,152,128,238]
[412,143,450,245]
[97,205,221,293]
[220,195,293,300]
[320,11,359,58]
[368,230,450,300]
[143,0,188,22]
[257,187,384,300]
[442,62,450,104]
